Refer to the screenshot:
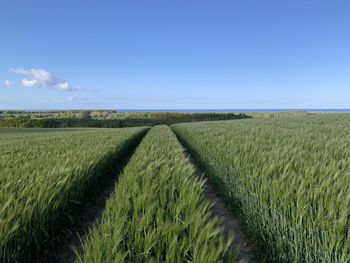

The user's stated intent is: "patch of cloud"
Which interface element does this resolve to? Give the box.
[3,80,14,88]
[75,86,98,93]
[10,68,82,91]
[67,96,89,102]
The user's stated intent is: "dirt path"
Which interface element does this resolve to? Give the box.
[187,155,257,263]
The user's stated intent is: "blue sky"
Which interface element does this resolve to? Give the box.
[1,0,350,109]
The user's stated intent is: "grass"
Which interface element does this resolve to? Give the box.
[172,115,350,263]
[0,127,148,262]
[76,125,236,263]
[0,127,87,136]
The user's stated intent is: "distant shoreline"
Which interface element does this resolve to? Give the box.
[2,109,350,113]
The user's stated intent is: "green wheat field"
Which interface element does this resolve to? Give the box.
[1,114,350,262]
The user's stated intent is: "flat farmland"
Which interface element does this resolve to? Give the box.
[0,127,148,262]
[172,115,350,262]
[1,114,350,262]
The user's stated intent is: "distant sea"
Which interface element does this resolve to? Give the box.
[117,109,350,113]
[7,109,350,113]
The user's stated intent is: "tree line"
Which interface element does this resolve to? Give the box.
[0,113,250,128]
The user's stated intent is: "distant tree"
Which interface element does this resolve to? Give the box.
[82,111,92,120]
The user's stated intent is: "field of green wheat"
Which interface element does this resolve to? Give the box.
[0,127,148,262]
[172,115,350,263]
[77,125,235,262]
[1,114,350,263]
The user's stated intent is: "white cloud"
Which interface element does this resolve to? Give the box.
[10,68,79,91]
[67,96,76,101]
[67,96,89,102]
[3,80,14,88]
[22,79,37,87]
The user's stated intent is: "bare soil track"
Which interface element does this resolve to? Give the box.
[185,152,258,263]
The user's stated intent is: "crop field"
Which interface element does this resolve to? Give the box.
[172,115,350,263]
[1,114,350,263]
[0,127,148,262]
[77,125,235,262]
[0,127,87,136]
